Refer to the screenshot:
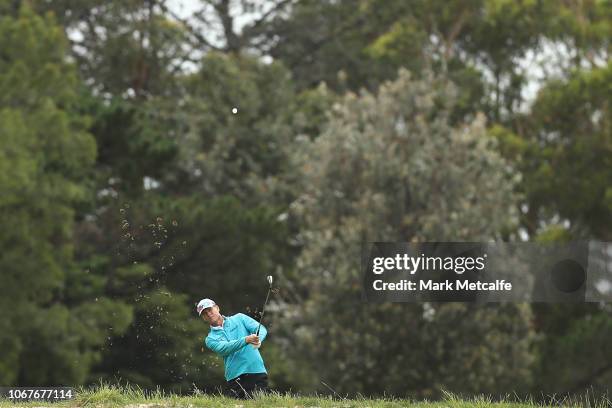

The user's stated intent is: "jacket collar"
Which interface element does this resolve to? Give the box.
[210,315,227,330]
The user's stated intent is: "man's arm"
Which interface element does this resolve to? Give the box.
[205,335,247,357]
[239,313,267,342]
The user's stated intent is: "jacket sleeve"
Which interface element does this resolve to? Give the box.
[239,313,267,342]
[205,335,247,357]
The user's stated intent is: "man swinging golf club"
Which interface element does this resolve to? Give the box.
[197,276,274,398]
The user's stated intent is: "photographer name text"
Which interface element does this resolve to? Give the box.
[372,279,512,291]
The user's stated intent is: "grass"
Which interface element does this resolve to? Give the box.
[0,383,609,408]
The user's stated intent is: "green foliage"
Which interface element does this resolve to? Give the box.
[34,0,191,97]
[84,95,180,196]
[260,0,411,91]
[92,288,204,393]
[16,299,132,386]
[0,5,130,386]
[147,195,289,313]
[263,0,609,125]
[544,0,611,68]
[279,70,533,397]
[0,0,609,398]
[287,83,337,141]
[179,53,296,202]
[69,193,291,390]
[533,307,612,395]
[522,62,611,240]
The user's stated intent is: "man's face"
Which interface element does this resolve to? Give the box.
[201,304,222,326]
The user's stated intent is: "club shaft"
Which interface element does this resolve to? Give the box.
[256,287,272,336]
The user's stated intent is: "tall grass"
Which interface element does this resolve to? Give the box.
[0,382,609,407]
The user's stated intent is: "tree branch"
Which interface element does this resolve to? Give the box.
[158,0,224,52]
[443,7,470,61]
[284,12,369,72]
[247,0,296,33]
[213,0,240,52]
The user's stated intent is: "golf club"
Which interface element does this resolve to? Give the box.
[256,275,273,337]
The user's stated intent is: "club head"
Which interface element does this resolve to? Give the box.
[267,275,273,286]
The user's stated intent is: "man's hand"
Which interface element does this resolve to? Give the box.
[245,334,260,346]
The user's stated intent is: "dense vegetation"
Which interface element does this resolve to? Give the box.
[0,0,610,400]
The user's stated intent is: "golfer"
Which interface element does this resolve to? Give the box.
[197,298,269,398]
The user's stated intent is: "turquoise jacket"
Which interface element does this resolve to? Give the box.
[204,313,268,381]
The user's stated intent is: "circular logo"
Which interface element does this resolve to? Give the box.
[550,259,586,293]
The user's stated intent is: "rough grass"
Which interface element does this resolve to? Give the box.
[0,383,609,408]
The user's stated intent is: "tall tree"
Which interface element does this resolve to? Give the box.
[521,62,611,240]
[0,4,132,385]
[35,0,191,97]
[277,69,534,397]
[177,52,297,202]
[519,62,612,396]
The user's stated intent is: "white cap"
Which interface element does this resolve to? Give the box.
[196,298,216,315]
